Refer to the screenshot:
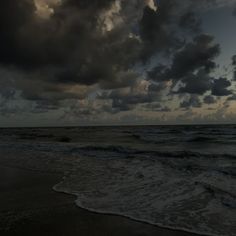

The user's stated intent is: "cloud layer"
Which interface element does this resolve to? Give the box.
[0,0,235,124]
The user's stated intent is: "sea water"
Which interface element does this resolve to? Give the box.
[0,125,235,236]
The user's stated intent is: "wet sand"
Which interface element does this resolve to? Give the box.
[0,165,201,236]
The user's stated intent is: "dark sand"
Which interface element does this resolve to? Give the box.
[0,165,201,236]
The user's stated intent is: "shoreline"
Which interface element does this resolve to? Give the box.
[0,164,202,236]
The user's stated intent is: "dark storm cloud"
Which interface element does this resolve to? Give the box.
[178,11,201,33]
[0,0,35,66]
[0,0,120,68]
[211,78,232,96]
[177,70,213,95]
[139,0,215,61]
[139,1,182,61]
[0,0,230,117]
[0,0,136,78]
[149,34,220,81]
[0,0,143,108]
[0,1,216,72]
[173,34,220,76]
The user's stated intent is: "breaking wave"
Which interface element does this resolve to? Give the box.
[53,151,236,236]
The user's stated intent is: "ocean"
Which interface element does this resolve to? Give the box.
[0,125,235,236]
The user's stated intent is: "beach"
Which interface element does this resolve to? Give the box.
[0,165,200,236]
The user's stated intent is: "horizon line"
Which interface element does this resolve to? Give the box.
[0,123,235,129]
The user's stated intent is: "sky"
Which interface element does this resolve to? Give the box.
[0,0,236,127]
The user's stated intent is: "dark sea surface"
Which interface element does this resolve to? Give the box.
[0,125,235,236]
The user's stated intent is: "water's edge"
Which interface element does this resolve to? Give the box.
[53,180,210,236]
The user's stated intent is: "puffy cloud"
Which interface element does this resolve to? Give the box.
[203,95,217,104]
[98,80,153,113]
[227,94,236,101]
[144,103,171,112]
[211,78,232,96]
[180,95,202,109]
[177,70,213,95]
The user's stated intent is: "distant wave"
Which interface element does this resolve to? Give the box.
[73,145,130,154]
[187,136,217,142]
[70,145,236,161]
[1,141,236,162]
